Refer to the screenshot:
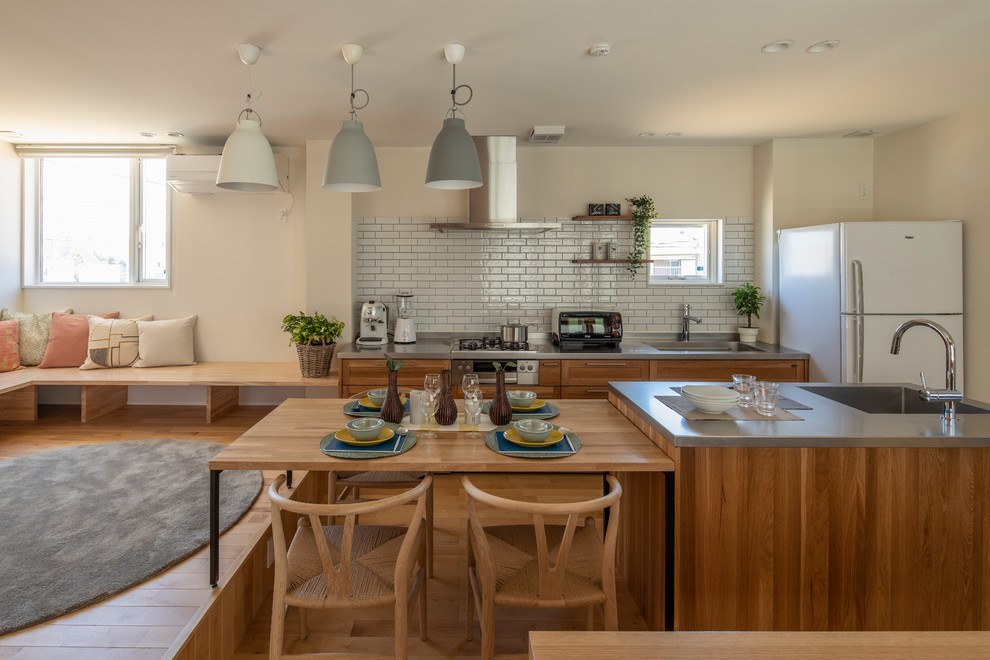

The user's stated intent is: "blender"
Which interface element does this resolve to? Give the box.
[394,292,417,344]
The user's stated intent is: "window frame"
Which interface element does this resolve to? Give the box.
[647,218,724,286]
[21,154,171,289]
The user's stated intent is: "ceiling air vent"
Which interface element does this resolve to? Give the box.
[528,126,566,143]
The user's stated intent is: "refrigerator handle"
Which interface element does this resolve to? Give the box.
[851,259,864,315]
[853,315,864,382]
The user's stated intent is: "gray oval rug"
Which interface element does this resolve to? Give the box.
[0,439,263,635]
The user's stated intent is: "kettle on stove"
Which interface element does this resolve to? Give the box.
[356,300,388,346]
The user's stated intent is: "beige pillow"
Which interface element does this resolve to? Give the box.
[133,316,197,368]
[0,308,73,366]
[80,317,139,370]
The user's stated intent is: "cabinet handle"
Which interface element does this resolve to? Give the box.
[375,361,419,366]
[542,362,559,366]
[585,362,627,367]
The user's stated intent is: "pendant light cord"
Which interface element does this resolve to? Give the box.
[447,62,473,118]
[240,57,263,125]
[348,62,370,120]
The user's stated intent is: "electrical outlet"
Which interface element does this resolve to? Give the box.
[278,209,288,224]
[859,183,872,200]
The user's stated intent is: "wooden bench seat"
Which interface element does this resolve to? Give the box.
[0,362,338,423]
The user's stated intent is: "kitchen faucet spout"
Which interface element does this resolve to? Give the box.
[890,318,961,421]
[680,303,702,341]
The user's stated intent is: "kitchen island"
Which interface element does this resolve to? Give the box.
[609,380,990,632]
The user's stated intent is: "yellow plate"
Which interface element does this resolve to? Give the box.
[510,398,546,411]
[503,427,564,447]
[358,395,407,410]
[334,427,396,446]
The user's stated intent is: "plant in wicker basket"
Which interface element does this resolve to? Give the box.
[281,311,344,378]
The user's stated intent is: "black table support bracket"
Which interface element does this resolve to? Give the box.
[210,469,221,587]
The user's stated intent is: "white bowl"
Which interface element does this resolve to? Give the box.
[506,390,538,406]
[682,389,739,414]
[346,417,385,440]
[366,388,388,406]
[513,419,552,442]
[681,385,740,401]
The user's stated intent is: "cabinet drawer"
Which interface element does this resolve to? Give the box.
[560,386,613,399]
[650,359,809,383]
[340,358,449,386]
[561,359,651,386]
[539,360,562,387]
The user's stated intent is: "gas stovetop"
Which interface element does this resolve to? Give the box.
[452,336,537,353]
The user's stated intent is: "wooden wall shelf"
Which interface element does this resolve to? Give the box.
[572,259,654,264]
[572,215,633,221]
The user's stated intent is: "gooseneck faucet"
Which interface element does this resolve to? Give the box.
[890,319,962,422]
[680,303,702,341]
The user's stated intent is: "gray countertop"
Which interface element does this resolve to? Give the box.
[609,380,990,448]
[337,334,809,361]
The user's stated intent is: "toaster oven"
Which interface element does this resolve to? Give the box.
[551,309,622,347]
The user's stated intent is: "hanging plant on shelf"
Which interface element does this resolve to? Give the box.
[625,194,656,278]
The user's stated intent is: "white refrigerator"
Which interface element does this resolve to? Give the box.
[778,221,963,387]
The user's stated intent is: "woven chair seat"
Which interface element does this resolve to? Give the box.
[483,521,605,607]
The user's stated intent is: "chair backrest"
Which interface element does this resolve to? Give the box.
[462,474,621,601]
[269,473,431,602]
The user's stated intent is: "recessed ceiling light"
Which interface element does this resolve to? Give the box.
[167,132,185,138]
[588,43,611,57]
[665,131,683,138]
[761,40,793,54]
[807,40,840,53]
[139,131,157,138]
[638,132,655,138]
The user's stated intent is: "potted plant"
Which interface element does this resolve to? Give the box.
[732,283,767,343]
[625,194,656,278]
[281,311,345,378]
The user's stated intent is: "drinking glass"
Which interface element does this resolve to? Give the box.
[464,392,483,437]
[420,392,439,438]
[424,373,441,398]
[462,373,481,396]
[754,381,780,417]
[732,374,757,408]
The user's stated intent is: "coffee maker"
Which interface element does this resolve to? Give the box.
[356,301,388,346]
[394,292,417,344]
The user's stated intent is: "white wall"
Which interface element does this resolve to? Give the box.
[873,101,990,400]
[0,142,22,311]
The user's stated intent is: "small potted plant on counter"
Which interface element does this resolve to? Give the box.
[281,311,345,378]
[732,282,767,343]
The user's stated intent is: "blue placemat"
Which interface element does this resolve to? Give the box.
[343,399,411,416]
[320,425,417,458]
[484,427,581,458]
[482,401,561,420]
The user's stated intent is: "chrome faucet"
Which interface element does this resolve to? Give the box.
[890,319,962,422]
[680,303,702,341]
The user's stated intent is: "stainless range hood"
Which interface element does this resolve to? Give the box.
[431,136,562,233]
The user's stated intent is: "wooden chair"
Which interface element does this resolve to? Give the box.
[462,474,622,660]
[268,473,431,659]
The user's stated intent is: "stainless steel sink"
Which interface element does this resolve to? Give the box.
[646,341,766,353]
[801,385,990,414]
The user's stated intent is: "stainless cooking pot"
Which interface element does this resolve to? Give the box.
[500,322,529,344]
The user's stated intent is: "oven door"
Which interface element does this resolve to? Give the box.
[452,359,518,385]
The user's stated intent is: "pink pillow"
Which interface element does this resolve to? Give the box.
[39,312,120,368]
[0,319,19,372]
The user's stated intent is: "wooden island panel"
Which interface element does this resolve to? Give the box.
[650,358,808,382]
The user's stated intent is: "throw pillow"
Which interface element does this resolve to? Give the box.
[133,316,197,368]
[0,319,19,372]
[0,308,74,366]
[39,311,121,368]
[80,316,140,370]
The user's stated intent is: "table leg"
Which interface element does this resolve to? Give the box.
[665,471,675,630]
[210,469,221,587]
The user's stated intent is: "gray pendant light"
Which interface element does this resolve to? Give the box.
[323,44,381,193]
[217,44,280,192]
[425,44,482,190]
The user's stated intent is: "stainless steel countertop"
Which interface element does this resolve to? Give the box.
[337,334,809,361]
[609,381,990,448]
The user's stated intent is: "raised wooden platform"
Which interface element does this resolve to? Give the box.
[0,362,338,423]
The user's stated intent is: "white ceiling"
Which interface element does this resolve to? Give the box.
[3,0,990,149]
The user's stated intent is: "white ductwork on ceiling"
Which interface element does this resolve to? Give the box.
[165,154,288,194]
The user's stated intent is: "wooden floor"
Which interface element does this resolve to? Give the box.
[0,404,649,660]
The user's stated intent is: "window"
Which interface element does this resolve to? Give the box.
[648,219,723,285]
[22,154,169,286]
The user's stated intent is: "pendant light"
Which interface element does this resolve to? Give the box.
[216,43,280,192]
[322,43,381,192]
[425,44,482,190]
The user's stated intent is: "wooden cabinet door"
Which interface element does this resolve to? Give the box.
[650,359,808,382]
[340,358,449,387]
[560,359,651,387]
[539,360,562,387]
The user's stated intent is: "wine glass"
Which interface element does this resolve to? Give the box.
[420,392,439,439]
[462,373,481,396]
[424,373,441,398]
[464,391,483,438]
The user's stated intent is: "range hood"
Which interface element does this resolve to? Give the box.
[430,136,562,232]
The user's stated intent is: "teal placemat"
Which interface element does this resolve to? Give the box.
[343,399,411,417]
[482,401,560,420]
[484,425,580,459]
[320,423,417,459]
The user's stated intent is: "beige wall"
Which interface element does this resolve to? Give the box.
[753,141,775,341]
[0,142,22,311]
[874,101,990,399]
[18,149,308,361]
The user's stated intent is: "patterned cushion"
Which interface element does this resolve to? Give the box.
[0,319,19,372]
[39,312,121,368]
[0,308,74,366]
[80,317,140,370]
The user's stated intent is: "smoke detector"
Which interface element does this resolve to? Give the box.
[528,126,566,143]
[588,44,611,58]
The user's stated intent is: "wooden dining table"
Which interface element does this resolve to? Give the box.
[208,398,675,627]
